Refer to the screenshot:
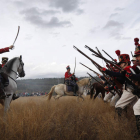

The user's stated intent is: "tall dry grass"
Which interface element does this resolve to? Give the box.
[0,96,138,140]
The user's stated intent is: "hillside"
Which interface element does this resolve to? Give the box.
[16,77,100,93]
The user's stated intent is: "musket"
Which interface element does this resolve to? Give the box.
[74,57,76,73]
[102,49,117,64]
[80,62,100,76]
[87,73,115,95]
[13,26,20,45]
[87,45,136,88]
[74,45,122,95]
[131,51,133,57]
[73,45,102,68]
[85,45,122,71]
[96,47,114,71]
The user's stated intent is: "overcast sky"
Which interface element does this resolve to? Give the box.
[0,0,139,79]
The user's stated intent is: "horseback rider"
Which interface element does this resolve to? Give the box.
[65,65,78,96]
[1,57,19,100]
[0,45,14,99]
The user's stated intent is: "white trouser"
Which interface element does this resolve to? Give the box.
[133,99,140,115]
[110,94,120,106]
[115,89,138,109]
[104,92,113,102]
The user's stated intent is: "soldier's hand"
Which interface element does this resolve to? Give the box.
[9,45,14,50]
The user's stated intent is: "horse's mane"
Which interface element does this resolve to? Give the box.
[4,57,18,73]
[77,78,89,86]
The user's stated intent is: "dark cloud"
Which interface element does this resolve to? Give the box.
[115,7,124,11]
[109,13,119,18]
[20,7,72,28]
[21,7,60,16]
[49,0,83,13]
[103,20,123,29]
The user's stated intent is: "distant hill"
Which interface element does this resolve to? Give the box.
[16,76,100,93]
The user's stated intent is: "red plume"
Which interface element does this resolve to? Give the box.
[115,50,120,56]
[134,38,139,45]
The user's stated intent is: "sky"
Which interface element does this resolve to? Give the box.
[0,0,140,79]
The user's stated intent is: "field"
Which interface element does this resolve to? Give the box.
[0,96,138,140]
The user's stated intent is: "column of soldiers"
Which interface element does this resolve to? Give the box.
[97,38,140,136]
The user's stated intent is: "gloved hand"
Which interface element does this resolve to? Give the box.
[125,72,132,78]
[9,45,14,49]
[104,86,109,91]
[100,67,106,72]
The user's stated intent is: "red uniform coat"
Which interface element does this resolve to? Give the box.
[65,72,78,81]
[0,47,9,54]
[65,72,73,79]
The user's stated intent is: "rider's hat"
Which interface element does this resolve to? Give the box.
[115,50,130,65]
[2,57,8,63]
[66,65,70,69]
[134,38,140,57]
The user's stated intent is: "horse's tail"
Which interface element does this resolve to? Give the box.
[47,85,56,100]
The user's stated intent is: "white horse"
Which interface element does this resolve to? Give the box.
[47,77,91,101]
[0,56,25,112]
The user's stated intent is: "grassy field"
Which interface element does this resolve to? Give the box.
[0,95,138,140]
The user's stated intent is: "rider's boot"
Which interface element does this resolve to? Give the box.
[73,86,77,96]
[0,82,6,99]
[12,93,19,100]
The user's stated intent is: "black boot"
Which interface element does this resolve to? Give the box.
[12,93,19,100]
[135,115,140,136]
[0,82,6,99]
[115,107,122,118]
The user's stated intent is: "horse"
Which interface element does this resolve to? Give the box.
[90,82,105,100]
[46,77,92,101]
[0,56,25,112]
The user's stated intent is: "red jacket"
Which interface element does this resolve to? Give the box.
[0,47,9,54]
[65,72,78,81]
[65,72,73,79]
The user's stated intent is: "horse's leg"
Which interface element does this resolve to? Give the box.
[102,91,105,99]
[94,90,99,99]
[3,92,13,112]
[79,95,84,101]
[90,88,94,99]
[55,95,63,100]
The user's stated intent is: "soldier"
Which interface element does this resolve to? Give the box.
[65,65,78,96]
[1,57,19,100]
[0,45,14,99]
[126,38,140,135]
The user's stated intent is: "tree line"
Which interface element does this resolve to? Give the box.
[16,77,100,93]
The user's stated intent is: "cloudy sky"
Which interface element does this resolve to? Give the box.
[0,0,139,79]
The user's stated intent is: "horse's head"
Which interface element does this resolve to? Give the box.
[17,55,25,77]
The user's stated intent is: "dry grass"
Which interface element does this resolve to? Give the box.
[0,96,138,140]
